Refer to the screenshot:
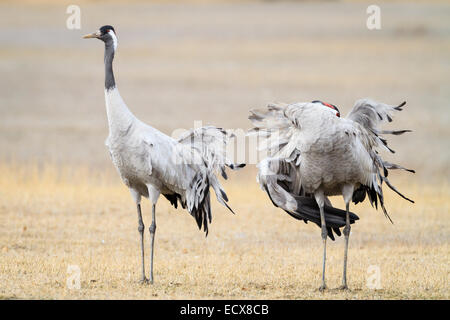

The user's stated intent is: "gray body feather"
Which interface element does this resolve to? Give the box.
[250,99,414,239]
[104,92,243,234]
[85,25,245,283]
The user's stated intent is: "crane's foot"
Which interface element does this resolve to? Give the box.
[338,284,349,291]
[139,277,150,285]
[318,284,327,292]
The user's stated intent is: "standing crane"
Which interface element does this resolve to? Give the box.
[83,26,244,284]
[249,99,414,290]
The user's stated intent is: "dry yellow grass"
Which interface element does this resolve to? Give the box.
[0,163,448,299]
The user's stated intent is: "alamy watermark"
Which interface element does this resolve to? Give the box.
[66,5,81,30]
[168,120,274,167]
[66,264,81,290]
[366,5,381,30]
[366,265,382,289]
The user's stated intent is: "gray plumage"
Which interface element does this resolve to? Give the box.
[256,157,359,240]
[249,98,414,290]
[84,26,244,284]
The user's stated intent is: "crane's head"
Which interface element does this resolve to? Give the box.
[83,25,117,50]
[312,100,340,117]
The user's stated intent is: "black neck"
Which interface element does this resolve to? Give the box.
[104,40,116,91]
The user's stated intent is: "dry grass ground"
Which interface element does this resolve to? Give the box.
[0,164,448,299]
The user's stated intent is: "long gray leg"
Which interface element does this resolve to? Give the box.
[149,204,157,284]
[136,204,148,283]
[340,202,351,290]
[319,204,328,291]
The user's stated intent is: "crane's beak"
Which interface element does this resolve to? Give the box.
[83,31,101,39]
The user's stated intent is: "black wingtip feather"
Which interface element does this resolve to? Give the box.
[382,176,415,204]
[283,195,360,240]
[221,168,228,180]
[395,101,407,110]
[220,189,229,202]
[223,201,235,215]
[228,163,246,170]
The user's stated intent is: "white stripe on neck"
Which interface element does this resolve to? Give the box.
[108,30,117,51]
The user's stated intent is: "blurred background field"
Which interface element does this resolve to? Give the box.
[0,0,449,299]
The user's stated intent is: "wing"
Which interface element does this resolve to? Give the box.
[257,157,359,240]
[249,101,345,161]
[250,103,361,240]
[345,99,415,222]
[248,102,306,162]
[177,126,245,179]
[346,99,411,153]
[139,128,235,235]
